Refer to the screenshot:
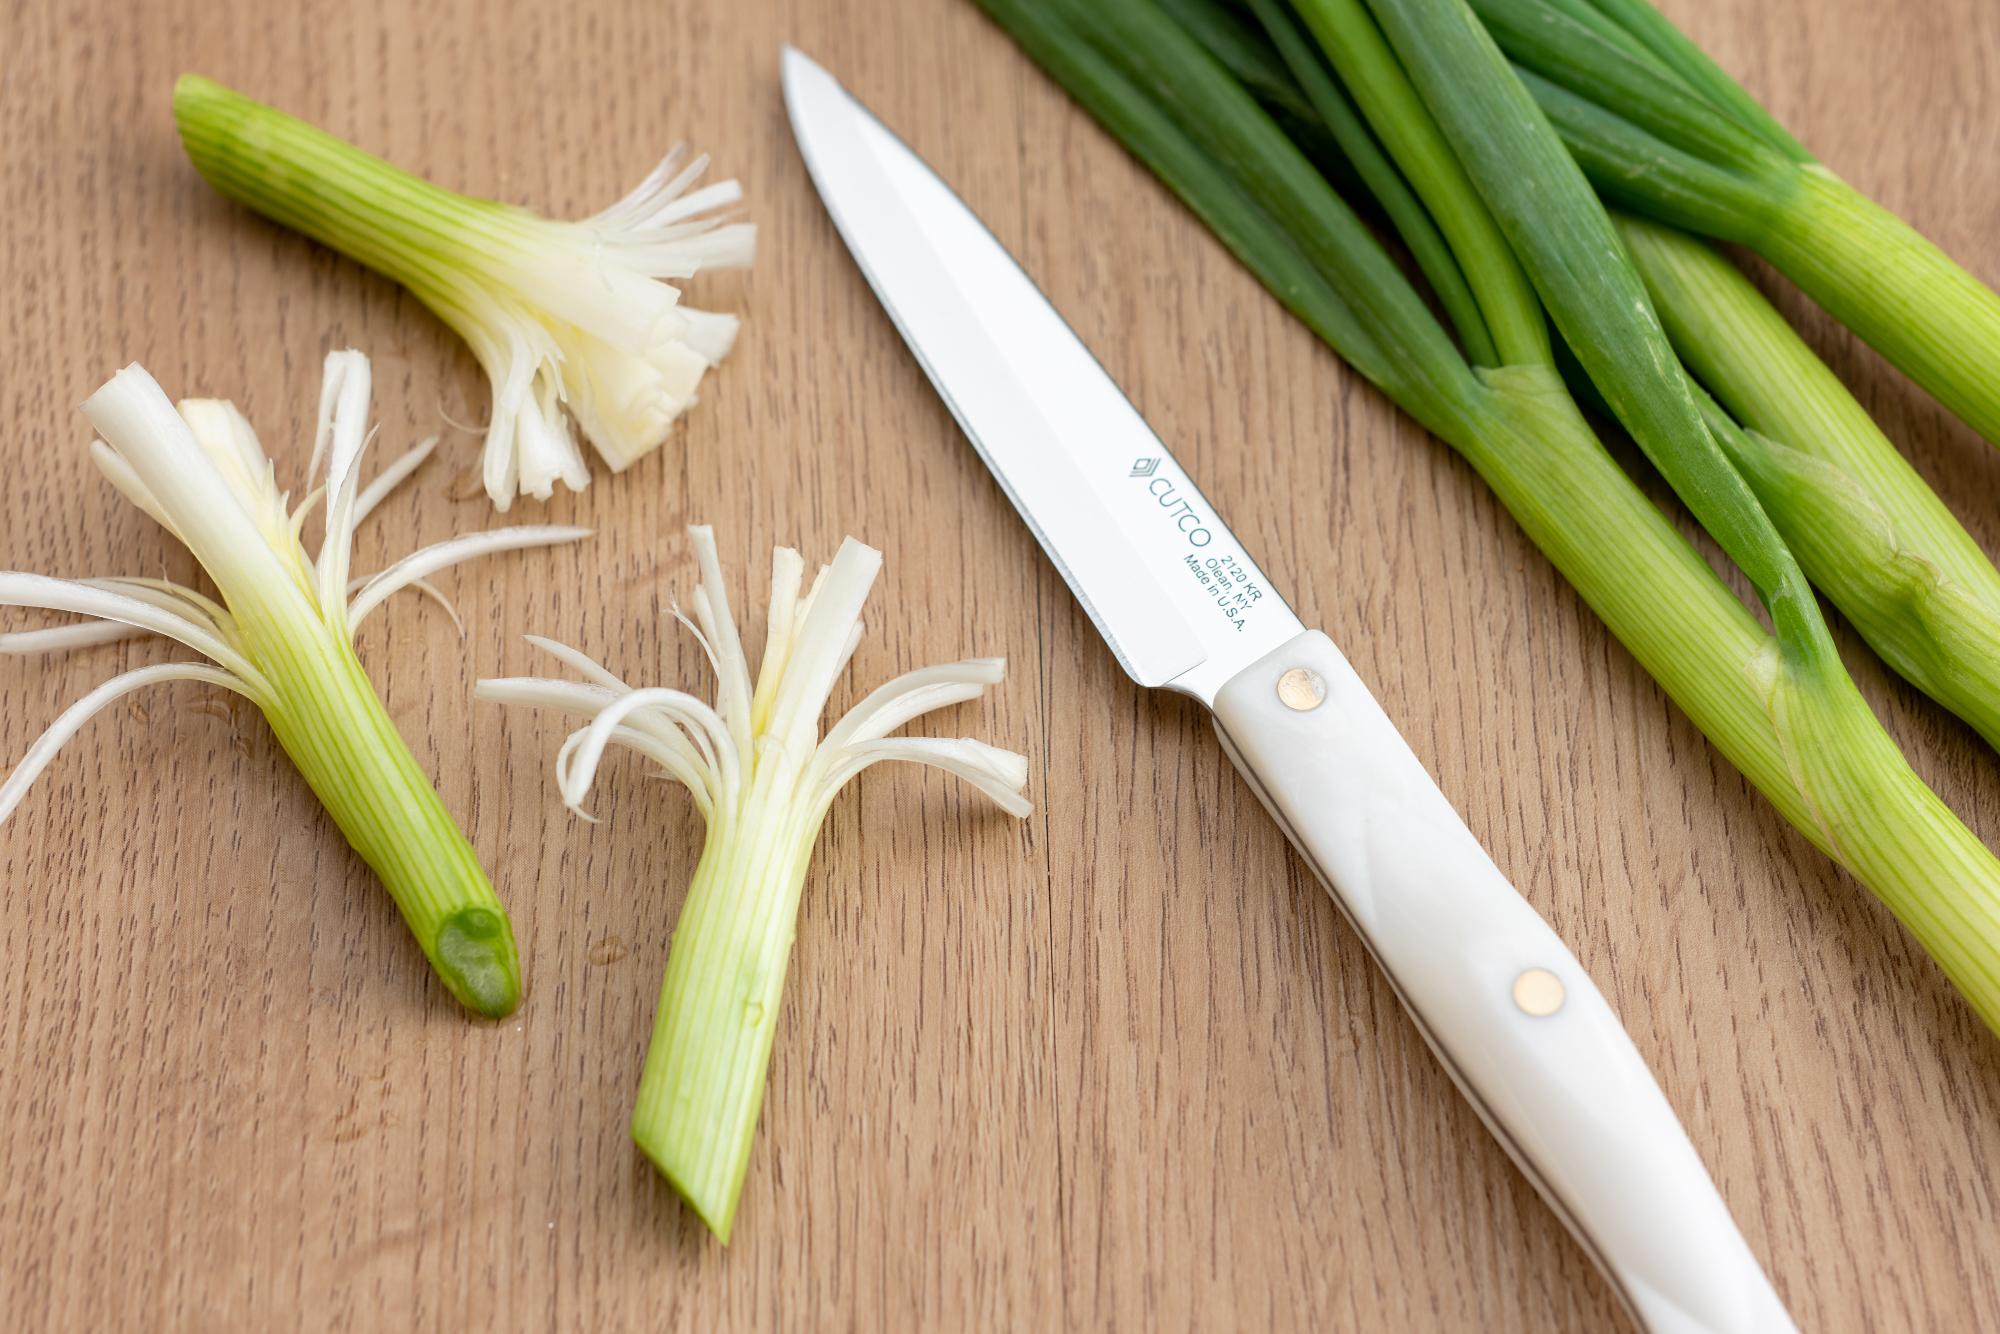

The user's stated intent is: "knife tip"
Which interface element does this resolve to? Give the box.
[778,43,814,81]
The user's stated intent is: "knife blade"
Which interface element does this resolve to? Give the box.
[782,45,1792,1333]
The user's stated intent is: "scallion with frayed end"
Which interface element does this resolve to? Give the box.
[481,526,1029,1239]
[173,75,755,510]
[0,350,586,1016]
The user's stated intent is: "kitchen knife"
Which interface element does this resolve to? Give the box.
[782,46,1793,1334]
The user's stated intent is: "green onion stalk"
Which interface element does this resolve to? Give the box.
[1615,215,2000,750]
[173,76,755,511]
[480,527,1030,1240]
[973,0,2000,1033]
[1465,0,2000,453]
[0,352,587,1015]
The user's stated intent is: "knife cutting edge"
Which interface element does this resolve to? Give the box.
[781,46,1793,1333]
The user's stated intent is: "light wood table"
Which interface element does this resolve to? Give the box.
[3,0,1997,1328]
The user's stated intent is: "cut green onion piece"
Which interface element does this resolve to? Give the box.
[480,527,1029,1240]
[173,75,755,510]
[0,350,587,1017]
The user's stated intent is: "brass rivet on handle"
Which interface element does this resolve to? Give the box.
[1277,667,1326,711]
[1512,967,1566,1017]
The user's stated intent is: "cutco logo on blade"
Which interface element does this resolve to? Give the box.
[1129,460,1212,547]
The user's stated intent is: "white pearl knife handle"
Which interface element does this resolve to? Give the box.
[1211,630,1794,1333]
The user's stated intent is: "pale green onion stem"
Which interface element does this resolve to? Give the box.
[1359,0,2000,1021]
[1617,214,2000,750]
[1757,166,2000,455]
[1476,372,2000,1023]
[243,599,519,1015]
[630,753,823,1238]
[173,76,508,334]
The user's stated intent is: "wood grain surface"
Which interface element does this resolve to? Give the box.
[3,0,1998,1329]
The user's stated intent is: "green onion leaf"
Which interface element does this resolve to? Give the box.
[1579,0,1811,160]
[1469,0,2000,453]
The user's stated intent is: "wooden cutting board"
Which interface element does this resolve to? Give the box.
[3,0,1997,1328]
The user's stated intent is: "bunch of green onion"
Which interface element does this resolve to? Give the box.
[974,0,2000,1032]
